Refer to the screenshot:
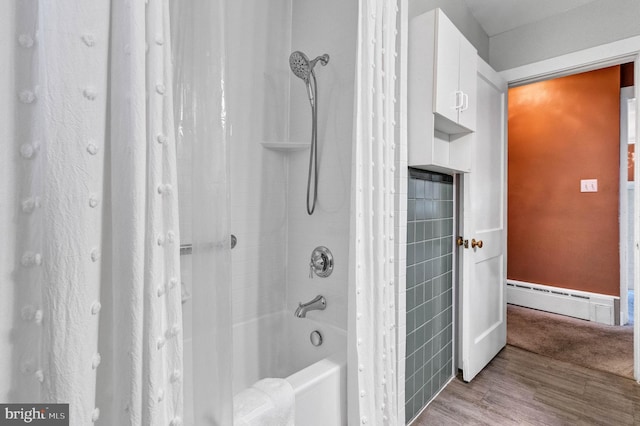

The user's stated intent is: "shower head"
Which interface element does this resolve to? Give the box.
[289,51,330,107]
[289,51,330,83]
[290,51,312,82]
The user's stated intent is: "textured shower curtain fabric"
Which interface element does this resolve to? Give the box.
[11,1,183,425]
[350,0,399,425]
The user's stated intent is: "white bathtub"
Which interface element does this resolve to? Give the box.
[233,311,347,425]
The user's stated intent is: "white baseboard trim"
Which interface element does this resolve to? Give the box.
[506,280,620,326]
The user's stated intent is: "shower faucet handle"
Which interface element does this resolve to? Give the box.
[312,254,325,269]
[309,256,324,279]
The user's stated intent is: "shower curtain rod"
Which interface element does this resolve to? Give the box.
[179,234,237,256]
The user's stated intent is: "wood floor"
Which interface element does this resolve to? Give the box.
[413,345,640,425]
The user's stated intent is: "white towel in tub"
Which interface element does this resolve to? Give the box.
[233,378,295,426]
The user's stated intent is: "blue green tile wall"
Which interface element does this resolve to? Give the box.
[405,169,454,423]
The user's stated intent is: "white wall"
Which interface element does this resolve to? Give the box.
[0,0,15,401]
[490,0,640,71]
[286,0,357,331]
[408,0,490,63]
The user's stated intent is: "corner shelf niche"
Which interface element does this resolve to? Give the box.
[261,141,310,152]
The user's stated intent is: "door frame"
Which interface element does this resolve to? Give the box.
[621,86,635,326]
[500,36,640,381]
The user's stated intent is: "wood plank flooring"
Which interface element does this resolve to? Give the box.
[413,345,640,425]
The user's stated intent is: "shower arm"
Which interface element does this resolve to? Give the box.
[309,54,330,69]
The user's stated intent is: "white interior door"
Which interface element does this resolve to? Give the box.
[460,59,507,382]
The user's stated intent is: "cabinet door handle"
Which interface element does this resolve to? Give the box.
[461,92,469,111]
[454,90,464,110]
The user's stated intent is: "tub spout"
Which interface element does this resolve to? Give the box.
[294,295,326,318]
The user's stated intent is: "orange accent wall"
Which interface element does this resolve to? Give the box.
[508,66,621,296]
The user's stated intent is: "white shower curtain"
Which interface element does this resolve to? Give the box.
[171,0,234,424]
[349,0,399,425]
[5,1,183,424]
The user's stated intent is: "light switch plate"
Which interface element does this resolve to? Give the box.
[580,179,598,192]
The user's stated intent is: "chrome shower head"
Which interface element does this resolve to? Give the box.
[290,51,312,82]
[289,50,329,82]
[289,51,329,81]
[289,51,330,106]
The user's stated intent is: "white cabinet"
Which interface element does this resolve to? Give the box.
[433,10,476,133]
[408,8,477,173]
[455,33,477,132]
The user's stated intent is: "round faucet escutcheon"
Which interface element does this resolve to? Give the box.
[310,330,323,347]
[309,246,334,278]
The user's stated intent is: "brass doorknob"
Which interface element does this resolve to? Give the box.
[456,236,469,248]
[471,239,483,249]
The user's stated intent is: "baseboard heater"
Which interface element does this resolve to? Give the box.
[506,280,619,326]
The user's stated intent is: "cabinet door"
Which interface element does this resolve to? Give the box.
[434,10,461,126]
[458,36,477,132]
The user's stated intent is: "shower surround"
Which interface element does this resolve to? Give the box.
[177,0,357,422]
